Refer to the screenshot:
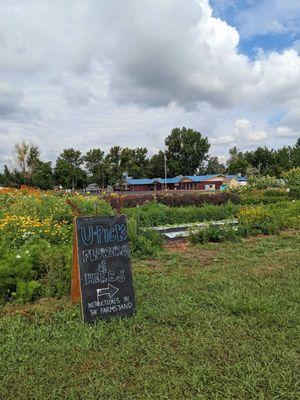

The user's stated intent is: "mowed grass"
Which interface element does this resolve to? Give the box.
[0,232,299,400]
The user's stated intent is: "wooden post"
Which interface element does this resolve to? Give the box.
[71,218,81,303]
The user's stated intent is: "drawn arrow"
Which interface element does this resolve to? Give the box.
[97,283,119,299]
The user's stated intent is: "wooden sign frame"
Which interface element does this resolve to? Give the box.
[71,215,135,323]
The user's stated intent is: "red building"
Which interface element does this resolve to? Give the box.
[125,175,231,191]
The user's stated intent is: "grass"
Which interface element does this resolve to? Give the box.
[0,232,299,399]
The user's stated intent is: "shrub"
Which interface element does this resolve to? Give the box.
[128,218,162,258]
[125,201,239,227]
[239,189,290,205]
[247,176,283,189]
[237,206,280,236]
[0,240,72,302]
[237,206,272,225]
[189,205,283,245]
[189,224,240,244]
[105,191,240,209]
[16,280,42,303]
[289,186,300,199]
[282,167,300,186]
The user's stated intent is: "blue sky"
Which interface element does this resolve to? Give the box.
[0,0,299,169]
[210,0,300,56]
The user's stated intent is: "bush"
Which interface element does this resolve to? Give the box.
[247,176,283,190]
[105,191,240,209]
[282,167,300,186]
[237,206,280,236]
[16,280,42,303]
[128,218,162,258]
[189,224,240,244]
[189,205,283,245]
[125,201,239,227]
[289,186,300,199]
[239,189,290,205]
[0,240,72,302]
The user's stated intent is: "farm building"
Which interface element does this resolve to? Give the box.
[227,174,248,186]
[125,174,247,191]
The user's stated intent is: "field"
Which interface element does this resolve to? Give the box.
[0,188,299,399]
[1,232,299,399]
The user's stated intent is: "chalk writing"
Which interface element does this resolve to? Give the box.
[75,215,135,323]
[80,223,127,246]
[82,244,129,263]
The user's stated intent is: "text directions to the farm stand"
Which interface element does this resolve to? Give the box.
[75,215,135,323]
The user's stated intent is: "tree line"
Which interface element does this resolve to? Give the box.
[0,127,299,189]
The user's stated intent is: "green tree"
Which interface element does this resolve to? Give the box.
[165,127,210,176]
[204,156,225,175]
[105,146,123,187]
[120,147,149,178]
[227,146,249,175]
[245,147,276,175]
[148,151,166,178]
[84,149,107,187]
[31,161,54,189]
[54,149,85,189]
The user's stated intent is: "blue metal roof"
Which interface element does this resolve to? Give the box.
[126,177,182,185]
[185,174,224,182]
[126,178,155,185]
[126,174,234,185]
[227,175,247,182]
[157,177,182,184]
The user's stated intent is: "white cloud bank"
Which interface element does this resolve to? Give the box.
[0,0,299,168]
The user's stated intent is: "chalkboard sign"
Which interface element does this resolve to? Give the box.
[74,215,135,323]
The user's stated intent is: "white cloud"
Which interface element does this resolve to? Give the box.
[234,119,267,141]
[0,0,299,169]
[277,126,299,138]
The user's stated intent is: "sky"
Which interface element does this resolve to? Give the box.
[0,0,300,169]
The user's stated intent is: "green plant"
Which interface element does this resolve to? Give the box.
[128,218,162,258]
[282,167,300,186]
[289,186,300,199]
[0,240,72,302]
[189,224,240,244]
[16,280,42,303]
[125,201,239,227]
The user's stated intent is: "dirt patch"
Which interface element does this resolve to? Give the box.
[245,229,299,243]
[1,297,72,317]
[165,240,219,266]
[164,239,190,253]
[251,263,287,275]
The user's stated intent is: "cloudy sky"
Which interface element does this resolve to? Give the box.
[0,0,300,169]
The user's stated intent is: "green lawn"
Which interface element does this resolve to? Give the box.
[1,232,299,399]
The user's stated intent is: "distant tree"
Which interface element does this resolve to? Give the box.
[245,147,275,175]
[14,141,29,178]
[165,127,210,176]
[54,149,85,189]
[1,165,17,187]
[84,148,107,187]
[105,146,123,186]
[148,151,166,178]
[204,156,226,175]
[227,146,249,175]
[12,141,41,184]
[31,161,54,189]
[120,147,149,178]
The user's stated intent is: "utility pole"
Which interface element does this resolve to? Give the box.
[164,151,167,190]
